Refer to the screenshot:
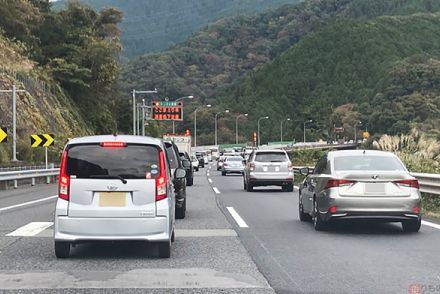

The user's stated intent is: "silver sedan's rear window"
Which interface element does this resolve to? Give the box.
[66,144,160,179]
[334,156,405,171]
[255,152,287,162]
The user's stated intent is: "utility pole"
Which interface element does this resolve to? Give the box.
[281,118,291,143]
[257,116,269,147]
[131,89,157,135]
[0,85,26,161]
[235,114,248,144]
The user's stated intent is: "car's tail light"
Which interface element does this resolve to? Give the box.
[325,179,355,189]
[328,205,337,213]
[249,162,255,171]
[100,142,127,148]
[412,207,421,214]
[288,161,293,171]
[58,150,70,201]
[155,150,167,201]
[395,179,419,189]
[223,163,229,167]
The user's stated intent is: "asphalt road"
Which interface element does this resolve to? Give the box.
[207,164,440,294]
[2,163,440,293]
[0,168,274,293]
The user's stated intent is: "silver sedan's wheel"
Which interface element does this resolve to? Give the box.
[313,200,327,231]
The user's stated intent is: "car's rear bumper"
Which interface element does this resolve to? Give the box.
[223,167,244,173]
[325,211,421,222]
[318,193,421,222]
[54,216,170,242]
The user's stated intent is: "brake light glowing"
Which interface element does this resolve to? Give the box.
[328,205,337,213]
[412,207,421,214]
[58,150,70,201]
[325,179,355,189]
[155,150,167,201]
[100,142,127,148]
[395,179,419,189]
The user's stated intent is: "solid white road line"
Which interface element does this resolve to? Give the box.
[0,195,58,213]
[227,207,249,228]
[422,220,440,230]
[7,222,53,237]
[208,179,213,183]
[213,187,220,194]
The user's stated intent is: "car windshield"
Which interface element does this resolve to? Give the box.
[227,157,243,162]
[66,144,160,179]
[255,152,287,162]
[334,155,406,171]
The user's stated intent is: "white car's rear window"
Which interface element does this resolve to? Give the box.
[66,144,160,179]
[255,152,287,162]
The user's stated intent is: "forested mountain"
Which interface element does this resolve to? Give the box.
[0,0,123,163]
[121,0,440,144]
[221,13,440,142]
[54,0,301,58]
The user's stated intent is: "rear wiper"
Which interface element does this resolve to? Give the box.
[89,175,127,184]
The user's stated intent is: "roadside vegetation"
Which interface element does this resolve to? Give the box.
[374,130,440,219]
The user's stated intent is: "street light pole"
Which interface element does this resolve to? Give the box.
[131,89,157,135]
[354,121,362,142]
[215,109,229,146]
[235,113,248,144]
[257,116,269,147]
[194,104,212,147]
[172,95,194,134]
[303,119,313,143]
[0,85,26,161]
[281,118,291,143]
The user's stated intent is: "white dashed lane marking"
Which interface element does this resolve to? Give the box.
[227,207,249,228]
[6,222,53,237]
[213,187,220,194]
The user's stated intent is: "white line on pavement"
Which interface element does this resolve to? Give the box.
[7,222,53,236]
[227,207,249,228]
[0,195,58,213]
[213,187,220,194]
[422,220,440,230]
[208,179,213,183]
[294,185,299,190]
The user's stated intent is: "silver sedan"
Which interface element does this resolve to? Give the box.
[299,150,422,232]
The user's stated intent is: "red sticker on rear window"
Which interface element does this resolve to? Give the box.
[146,172,152,179]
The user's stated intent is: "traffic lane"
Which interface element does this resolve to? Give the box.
[212,170,440,294]
[0,169,274,293]
[0,184,57,209]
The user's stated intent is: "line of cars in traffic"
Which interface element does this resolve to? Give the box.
[215,148,422,233]
[54,135,201,259]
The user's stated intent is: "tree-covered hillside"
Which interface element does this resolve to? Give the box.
[54,0,301,58]
[0,0,123,163]
[120,0,440,144]
[221,13,440,143]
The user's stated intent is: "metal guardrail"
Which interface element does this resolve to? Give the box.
[0,168,59,188]
[410,173,440,195]
[0,165,58,172]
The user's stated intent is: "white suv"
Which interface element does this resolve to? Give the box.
[54,135,185,258]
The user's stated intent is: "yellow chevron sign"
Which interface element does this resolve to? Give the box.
[31,134,54,147]
[0,127,7,143]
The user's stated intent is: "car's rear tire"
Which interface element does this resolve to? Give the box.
[313,201,327,231]
[195,167,199,172]
[171,230,175,242]
[175,198,186,219]
[157,241,171,258]
[54,241,70,258]
[187,177,193,186]
[243,179,247,190]
[221,171,226,176]
[246,182,253,192]
[282,184,294,192]
[299,196,311,222]
[402,219,421,233]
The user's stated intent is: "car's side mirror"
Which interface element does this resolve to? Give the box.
[182,159,191,169]
[299,167,310,175]
[175,168,186,179]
